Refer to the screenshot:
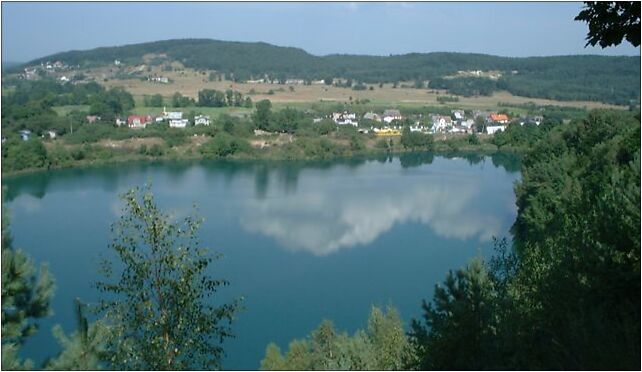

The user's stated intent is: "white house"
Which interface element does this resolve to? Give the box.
[363,112,382,122]
[430,115,453,133]
[451,110,465,121]
[486,125,507,135]
[59,76,70,82]
[332,112,358,126]
[382,109,402,124]
[127,115,152,129]
[115,117,126,126]
[194,115,211,126]
[461,119,475,130]
[162,107,183,120]
[169,119,189,128]
[43,131,57,139]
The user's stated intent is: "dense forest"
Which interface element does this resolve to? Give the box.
[18,39,640,105]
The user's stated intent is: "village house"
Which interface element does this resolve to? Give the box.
[430,115,453,133]
[161,108,183,120]
[86,115,101,124]
[169,119,190,128]
[194,115,211,126]
[486,125,507,135]
[19,130,31,141]
[127,115,152,129]
[42,130,57,139]
[59,76,70,82]
[382,109,403,124]
[115,117,126,126]
[519,115,543,126]
[363,112,382,122]
[489,113,509,124]
[451,110,466,122]
[460,119,475,130]
[332,111,358,126]
[409,122,428,133]
[114,59,121,66]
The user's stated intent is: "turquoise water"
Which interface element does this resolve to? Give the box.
[3,153,520,369]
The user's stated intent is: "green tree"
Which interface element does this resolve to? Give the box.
[409,258,498,370]
[45,299,110,370]
[253,99,273,131]
[149,94,163,107]
[95,185,241,370]
[1,203,56,369]
[261,306,413,370]
[575,1,640,47]
[400,128,433,151]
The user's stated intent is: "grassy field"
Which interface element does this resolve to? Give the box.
[97,65,625,112]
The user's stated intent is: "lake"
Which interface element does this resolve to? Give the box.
[3,152,521,370]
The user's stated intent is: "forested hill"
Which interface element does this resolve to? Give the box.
[22,38,641,105]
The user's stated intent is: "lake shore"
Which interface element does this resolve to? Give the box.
[1,136,525,178]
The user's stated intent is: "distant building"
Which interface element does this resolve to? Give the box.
[430,115,453,133]
[489,113,509,124]
[19,130,31,141]
[332,111,358,126]
[383,109,403,124]
[43,130,57,139]
[486,125,507,135]
[59,76,70,82]
[451,110,466,121]
[115,117,126,126]
[363,112,382,122]
[86,115,101,124]
[194,115,210,126]
[114,59,121,66]
[162,107,183,120]
[127,115,152,129]
[169,119,189,128]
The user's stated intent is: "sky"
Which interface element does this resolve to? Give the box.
[2,1,640,62]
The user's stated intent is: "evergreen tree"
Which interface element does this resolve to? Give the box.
[1,202,56,369]
[45,299,110,370]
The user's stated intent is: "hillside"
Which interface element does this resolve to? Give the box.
[21,39,641,105]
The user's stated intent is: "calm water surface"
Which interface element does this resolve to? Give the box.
[3,153,520,369]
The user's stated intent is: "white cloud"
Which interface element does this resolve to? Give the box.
[240,173,508,256]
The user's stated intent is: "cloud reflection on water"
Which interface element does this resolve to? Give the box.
[240,161,509,256]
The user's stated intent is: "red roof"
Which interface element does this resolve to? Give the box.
[127,115,152,125]
[490,114,509,122]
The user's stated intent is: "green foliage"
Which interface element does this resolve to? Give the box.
[409,258,498,370]
[400,128,434,151]
[1,138,49,172]
[199,133,251,158]
[96,185,241,369]
[253,99,273,131]
[260,306,414,370]
[171,92,195,107]
[575,1,640,47]
[1,203,56,369]
[436,95,459,103]
[20,39,640,105]
[410,110,640,370]
[198,89,227,107]
[45,299,110,370]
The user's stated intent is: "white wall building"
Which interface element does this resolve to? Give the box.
[332,112,358,126]
[169,119,189,128]
[486,125,507,135]
[194,115,211,126]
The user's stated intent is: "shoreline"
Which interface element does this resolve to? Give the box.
[1,144,524,179]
